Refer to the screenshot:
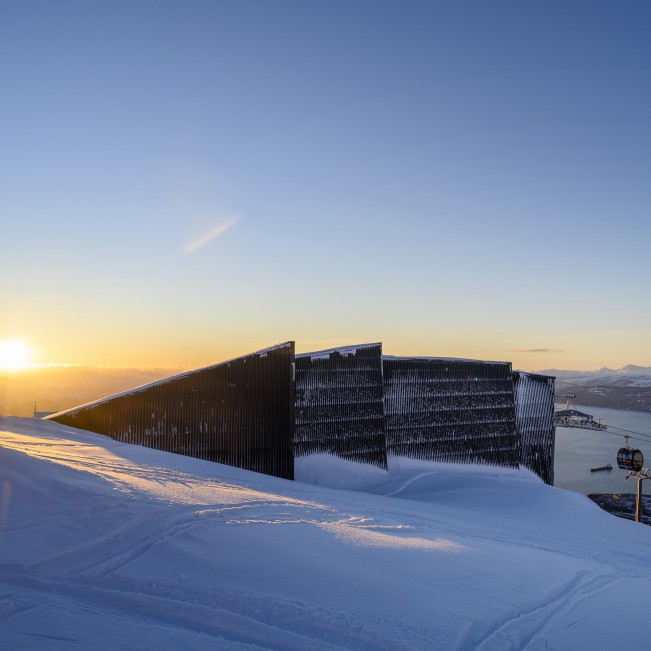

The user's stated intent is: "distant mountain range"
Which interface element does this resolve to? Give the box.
[535,365,651,412]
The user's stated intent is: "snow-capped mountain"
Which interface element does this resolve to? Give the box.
[538,365,651,411]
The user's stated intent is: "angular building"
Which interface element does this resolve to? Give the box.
[513,371,556,485]
[294,344,387,469]
[383,356,519,468]
[47,342,295,480]
[47,340,555,485]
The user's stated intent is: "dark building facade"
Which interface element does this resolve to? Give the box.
[383,357,519,468]
[48,342,295,480]
[513,371,556,485]
[294,344,387,469]
[47,341,555,485]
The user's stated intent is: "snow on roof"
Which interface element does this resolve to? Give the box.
[295,342,382,360]
[382,354,511,366]
[514,370,556,380]
[554,408,593,419]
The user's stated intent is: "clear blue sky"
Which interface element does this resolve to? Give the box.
[1,0,649,371]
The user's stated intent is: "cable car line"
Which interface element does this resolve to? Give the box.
[604,430,651,445]
[606,424,651,438]
[553,394,651,440]
[563,427,651,445]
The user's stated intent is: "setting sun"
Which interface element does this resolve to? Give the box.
[0,339,33,370]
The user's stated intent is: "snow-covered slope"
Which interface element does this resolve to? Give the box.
[1,416,651,650]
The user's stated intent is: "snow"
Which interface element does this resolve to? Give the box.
[385,355,510,366]
[2,416,651,649]
[295,343,382,361]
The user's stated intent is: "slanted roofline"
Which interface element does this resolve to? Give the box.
[383,354,511,366]
[295,343,382,359]
[46,341,295,420]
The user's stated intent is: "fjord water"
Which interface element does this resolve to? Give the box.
[554,405,651,494]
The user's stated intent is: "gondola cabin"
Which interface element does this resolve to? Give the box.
[617,447,644,472]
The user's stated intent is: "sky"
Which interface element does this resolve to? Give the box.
[1,0,650,373]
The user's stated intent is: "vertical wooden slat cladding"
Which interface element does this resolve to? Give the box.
[513,371,556,485]
[294,343,388,469]
[383,357,519,468]
[46,342,295,480]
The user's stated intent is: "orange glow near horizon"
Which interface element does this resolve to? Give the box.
[3,330,646,375]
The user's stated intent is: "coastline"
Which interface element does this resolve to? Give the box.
[589,493,651,526]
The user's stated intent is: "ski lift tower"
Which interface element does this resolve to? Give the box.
[553,395,607,431]
[617,436,649,523]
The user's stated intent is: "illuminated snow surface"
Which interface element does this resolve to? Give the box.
[1,417,651,650]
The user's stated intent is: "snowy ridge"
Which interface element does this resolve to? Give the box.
[1,416,651,649]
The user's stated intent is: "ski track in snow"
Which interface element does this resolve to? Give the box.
[2,417,651,649]
[0,572,422,651]
[456,570,621,650]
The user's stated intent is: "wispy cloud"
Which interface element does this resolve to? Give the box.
[511,349,564,354]
[184,216,239,254]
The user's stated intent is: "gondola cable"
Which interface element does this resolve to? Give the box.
[606,424,651,438]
